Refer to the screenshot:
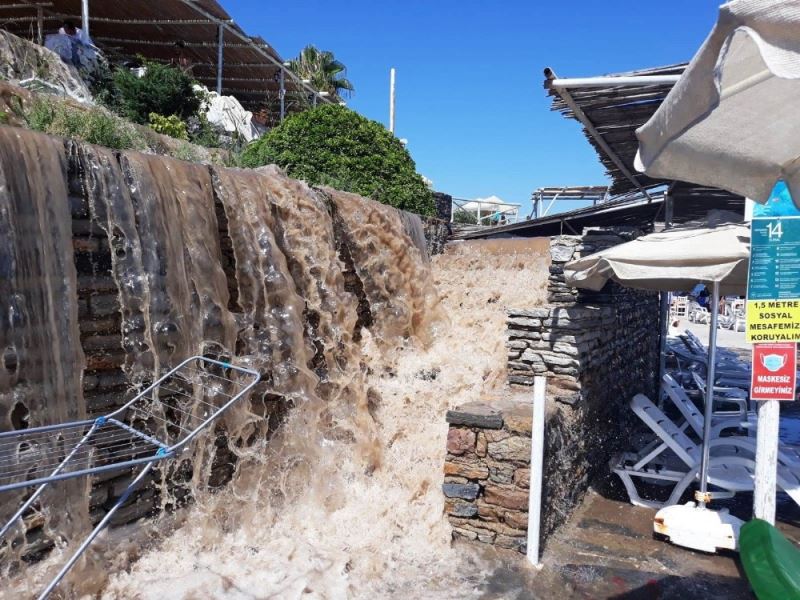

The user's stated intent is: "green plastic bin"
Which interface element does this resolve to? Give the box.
[739,518,800,600]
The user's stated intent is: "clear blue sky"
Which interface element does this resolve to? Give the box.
[228,1,720,215]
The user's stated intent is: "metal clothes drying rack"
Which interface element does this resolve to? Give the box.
[0,356,260,599]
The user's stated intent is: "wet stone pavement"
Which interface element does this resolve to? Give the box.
[529,491,752,599]
[472,488,800,599]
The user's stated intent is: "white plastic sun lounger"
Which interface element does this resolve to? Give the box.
[662,374,800,472]
[612,394,800,509]
[689,305,711,324]
[688,371,749,403]
[0,356,260,599]
[669,373,749,423]
[683,330,744,364]
[676,331,750,371]
[668,339,744,367]
[667,339,751,389]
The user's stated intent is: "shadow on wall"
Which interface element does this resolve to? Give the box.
[507,231,661,541]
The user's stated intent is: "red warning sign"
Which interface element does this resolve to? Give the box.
[751,343,798,401]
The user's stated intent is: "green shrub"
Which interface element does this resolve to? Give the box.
[241,104,434,215]
[24,99,145,150]
[172,142,201,163]
[452,210,478,225]
[88,60,119,108]
[148,113,188,140]
[187,113,222,148]
[109,61,201,125]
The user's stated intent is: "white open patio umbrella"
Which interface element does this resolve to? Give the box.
[565,222,750,295]
[635,0,800,208]
[635,0,800,527]
[565,221,750,550]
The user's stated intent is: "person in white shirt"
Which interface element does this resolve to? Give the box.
[58,20,92,46]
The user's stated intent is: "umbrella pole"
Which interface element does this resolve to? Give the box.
[697,280,720,507]
[658,292,669,403]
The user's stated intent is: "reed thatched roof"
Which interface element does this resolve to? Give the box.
[0,0,332,125]
[545,63,685,196]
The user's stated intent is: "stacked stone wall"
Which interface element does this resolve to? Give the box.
[67,159,160,535]
[433,191,453,223]
[442,230,661,554]
[17,141,444,557]
[443,401,532,553]
[422,216,450,256]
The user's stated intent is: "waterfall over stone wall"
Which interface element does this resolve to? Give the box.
[0,126,439,596]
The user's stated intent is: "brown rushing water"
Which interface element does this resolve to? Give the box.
[0,129,90,591]
[0,127,548,599]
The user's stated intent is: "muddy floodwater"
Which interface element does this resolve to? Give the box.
[96,241,549,599]
[0,133,550,600]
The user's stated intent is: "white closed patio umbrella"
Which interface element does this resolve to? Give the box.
[565,221,751,551]
[635,0,800,527]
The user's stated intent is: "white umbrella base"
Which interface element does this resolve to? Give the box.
[654,502,743,553]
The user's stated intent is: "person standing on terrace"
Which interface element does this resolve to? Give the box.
[58,20,92,47]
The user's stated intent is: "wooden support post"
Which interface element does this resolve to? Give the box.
[754,399,780,524]
[216,24,223,95]
[279,67,285,121]
[36,6,43,45]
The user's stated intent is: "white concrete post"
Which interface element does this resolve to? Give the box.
[389,67,396,133]
[81,0,89,38]
[754,399,780,524]
[527,376,546,566]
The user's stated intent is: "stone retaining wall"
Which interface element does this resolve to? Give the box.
[18,143,444,558]
[443,400,532,553]
[443,230,661,554]
[433,191,453,223]
[422,216,450,256]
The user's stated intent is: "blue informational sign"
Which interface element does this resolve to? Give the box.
[747,217,800,300]
[746,182,800,342]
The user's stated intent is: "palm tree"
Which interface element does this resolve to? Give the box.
[289,45,354,101]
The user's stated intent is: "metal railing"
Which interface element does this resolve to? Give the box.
[0,355,261,599]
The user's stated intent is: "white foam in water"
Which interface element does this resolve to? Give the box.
[0,130,549,598]
[100,240,549,599]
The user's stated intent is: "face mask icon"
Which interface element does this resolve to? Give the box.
[761,353,787,372]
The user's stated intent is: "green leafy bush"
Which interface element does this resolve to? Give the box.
[24,99,145,150]
[241,104,434,215]
[172,142,201,163]
[452,210,478,225]
[148,113,188,140]
[89,60,119,108]
[186,113,222,148]
[109,61,201,125]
